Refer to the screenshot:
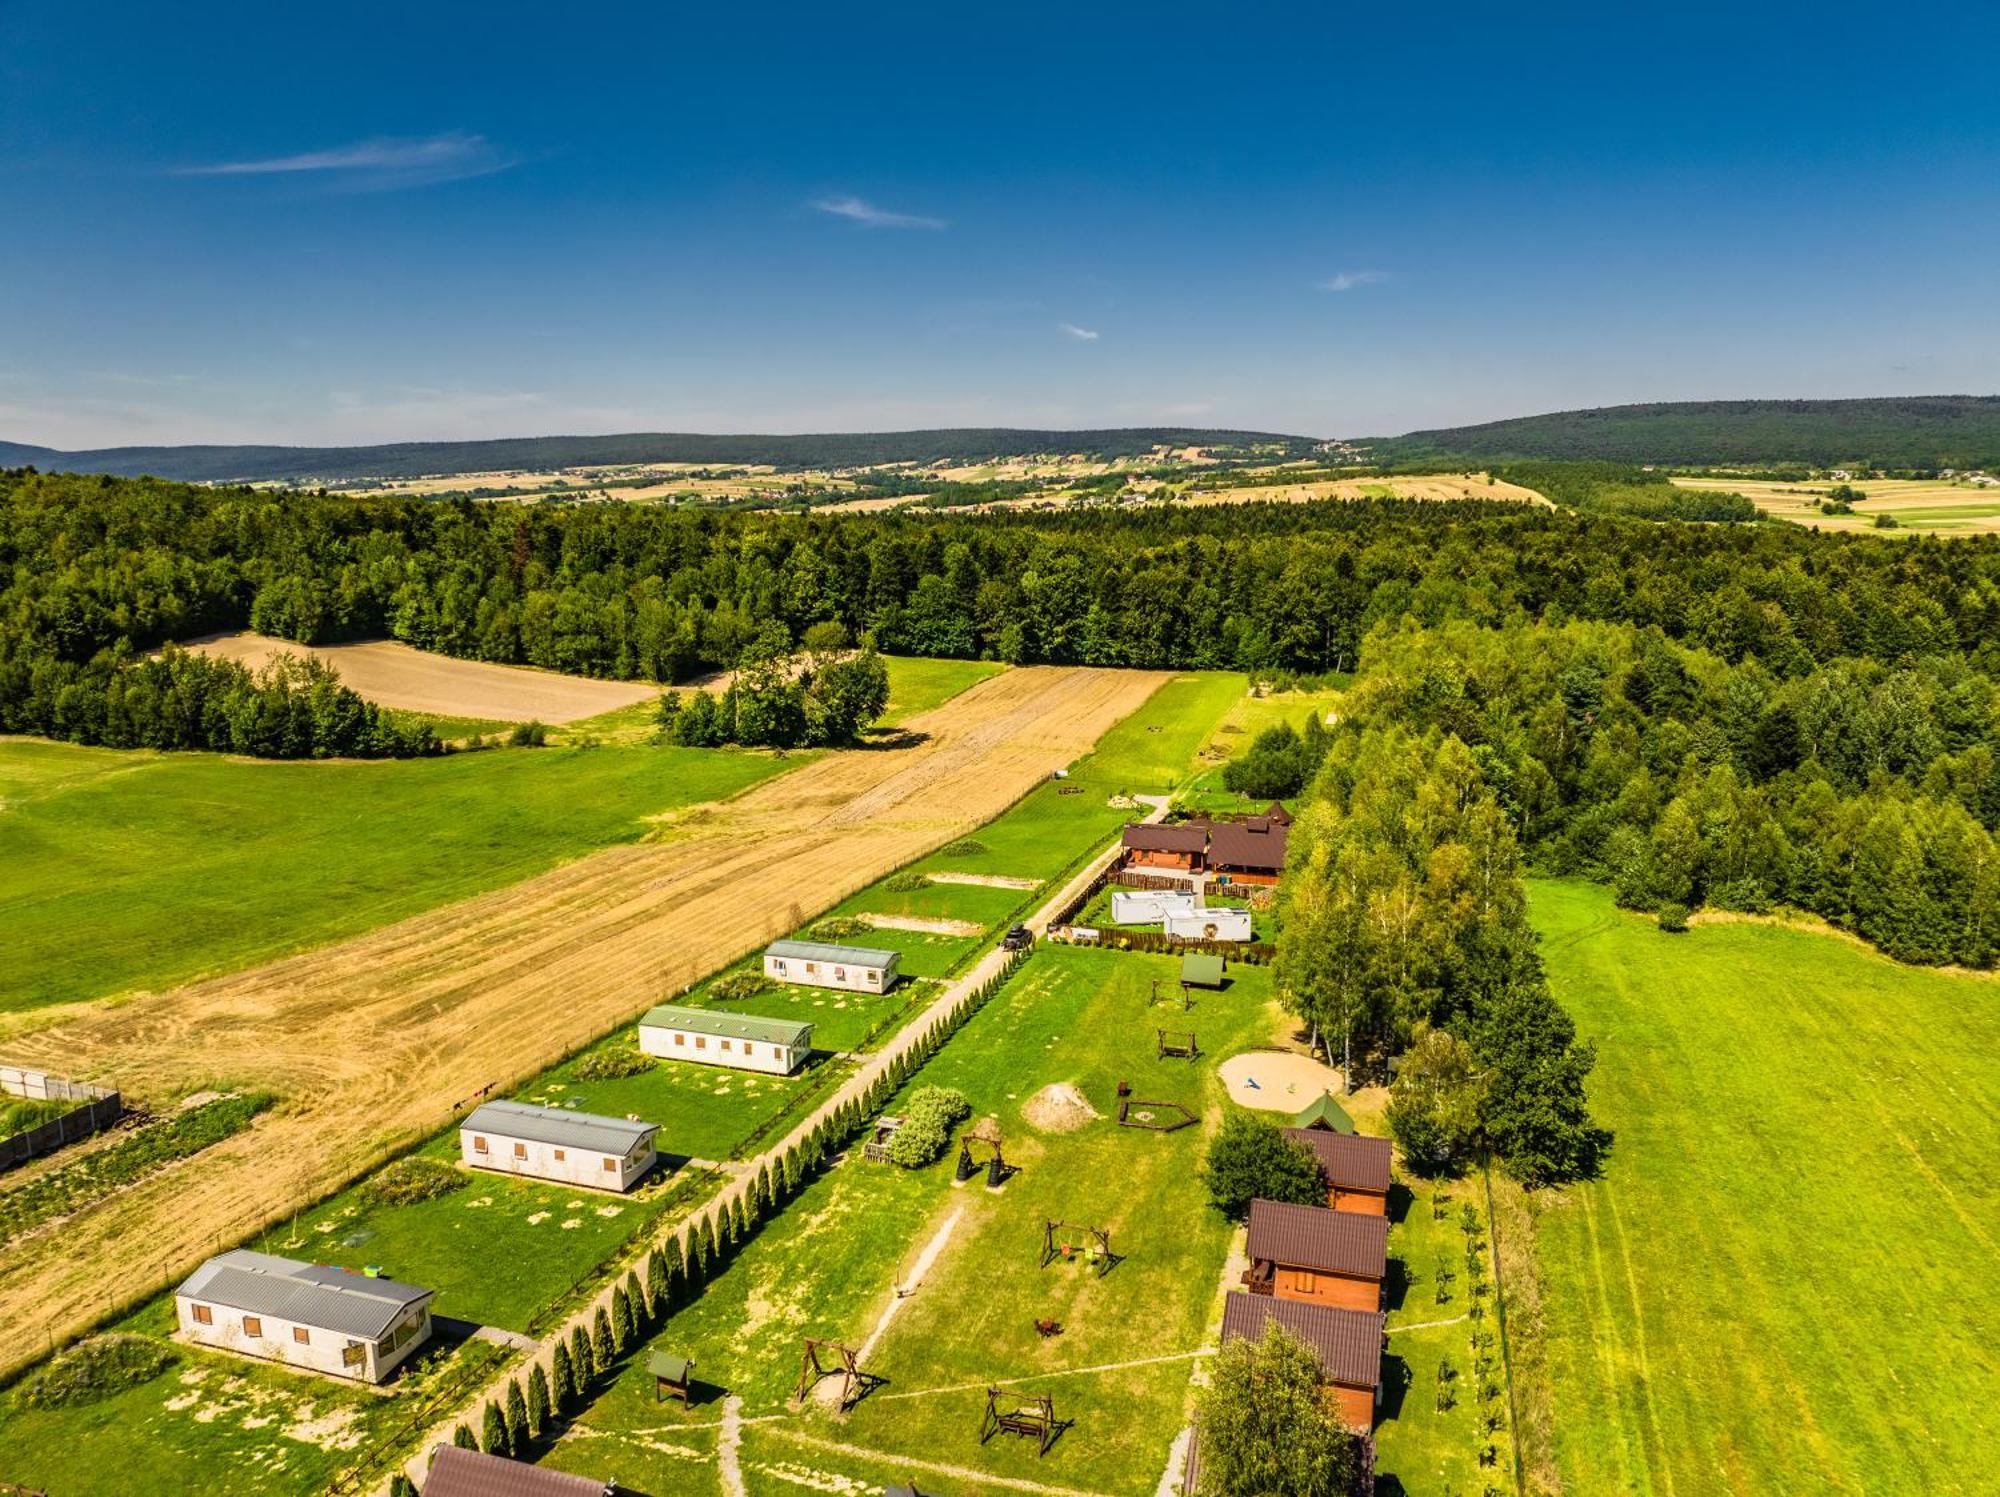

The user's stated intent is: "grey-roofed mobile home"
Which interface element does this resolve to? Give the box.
[175,1249,433,1383]
[461,1099,659,1193]
[763,938,900,994]
[639,1003,814,1075]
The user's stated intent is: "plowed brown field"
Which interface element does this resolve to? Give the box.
[0,665,1165,1376]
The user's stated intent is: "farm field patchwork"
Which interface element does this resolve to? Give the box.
[0,736,792,1015]
[1523,879,2000,1495]
[540,945,1286,1496]
[1670,474,2000,534]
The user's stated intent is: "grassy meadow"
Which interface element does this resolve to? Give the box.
[874,656,1008,726]
[0,737,794,1015]
[1522,879,2000,1495]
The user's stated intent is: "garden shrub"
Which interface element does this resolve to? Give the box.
[811,917,871,940]
[1657,901,1690,933]
[882,871,927,892]
[363,1156,467,1207]
[941,838,987,856]
[884,1085,971,1167]
[574,1047,655,1080]
[21,1335,176,1408]
[708,970,770,1002]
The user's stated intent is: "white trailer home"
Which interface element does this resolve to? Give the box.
[460,1099,659,1193]
[761,938,900,994]
[1110,889,1198,925]
[638,1005,814,1075]
[1164,906,1254,942]
[175,1250,433,1384]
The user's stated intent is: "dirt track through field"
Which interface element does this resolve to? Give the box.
[0,665,1166,1378]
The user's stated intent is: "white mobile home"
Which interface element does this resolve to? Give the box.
[461,1099,659,1193]
[638,1004,814,1075]
[1111,889,1198,925]
[174,1249,432,1384]
[762,938,900,994]
[1164,906,1254,942]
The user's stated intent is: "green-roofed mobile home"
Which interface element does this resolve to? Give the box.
[637,1004,814,1075]
[763,938,900,994]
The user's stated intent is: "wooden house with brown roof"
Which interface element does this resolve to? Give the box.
[1121,822,1207,873]
[1284,1127,1393,1215]
[1221,1290,1385,1430]
[1242,1198,1388,1311]
[1206,815,1289,886]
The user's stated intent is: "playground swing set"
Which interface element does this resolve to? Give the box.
[979,1388,1065,1456]
[1156,1028,1198,1060]
[793,1337,881,1411]
[954,1127,1012,1187]
[1039,1219,1117,1276]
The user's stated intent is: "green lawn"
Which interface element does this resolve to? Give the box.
[0,737,796,1014]
[875,657,1009,726]
[1523,879,2000,1496]
[0,1298,504,1497]
[544,946,1285,1497]
[1069,672,1249,794]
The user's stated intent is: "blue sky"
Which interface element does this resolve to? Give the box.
[2,0,1995,447]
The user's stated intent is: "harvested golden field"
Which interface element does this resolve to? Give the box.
[182,632,658,723]
[0,665,1165,1377]
[1671,475,2000,534]
[1182,470,1548,507]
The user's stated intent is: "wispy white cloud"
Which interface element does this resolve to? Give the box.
[812,194,947,230]
[1057,322,1100,342]
[176,132,514,191]
[1319,270,1389,292]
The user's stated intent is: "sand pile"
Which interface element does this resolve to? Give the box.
[1023,1082,1100,1133]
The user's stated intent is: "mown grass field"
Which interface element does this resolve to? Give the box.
[0,737,793,1015]
[544,946,1284,1496]
[1524,879,2000,1496]
[875,657,1009,726]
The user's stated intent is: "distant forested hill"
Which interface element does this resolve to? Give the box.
[0,427,1314,483]
[1370,396,2000,469]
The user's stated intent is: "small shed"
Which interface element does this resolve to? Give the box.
[764,938,901,994]
[1179,953,1227,990]
[649,1350,695,1402]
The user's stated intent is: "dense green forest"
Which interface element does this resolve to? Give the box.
[1373,395,2000,469]
[0,427,1313,484]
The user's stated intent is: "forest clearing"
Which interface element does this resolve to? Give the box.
[1670,474,2000,533]
[0,664,1166,1382]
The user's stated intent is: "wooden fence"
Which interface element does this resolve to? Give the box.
[0,1067,122,1172]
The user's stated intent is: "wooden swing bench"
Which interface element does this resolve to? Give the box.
[1156,1028,1198,1060]
[980,1388,1062,1456]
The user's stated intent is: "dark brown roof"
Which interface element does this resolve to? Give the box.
[1207,817,1288,872]
[1122,822,1207,855]
[1284,1128,1393,1194]
[1263,802,1294,825]
[424,1444,610,1497]
[1245,1198,1388,1280]
[1220,1291,1384,1388]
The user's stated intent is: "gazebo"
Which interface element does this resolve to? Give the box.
[649,1350,695,1402]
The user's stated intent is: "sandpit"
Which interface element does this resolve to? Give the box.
[1023,1082,1100,1133]
[1219,1050,1342,1113]
[179,632,658,724]
[860,914,985,937]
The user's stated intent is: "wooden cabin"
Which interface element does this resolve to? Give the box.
[1206,815,1289,886]
[423,1443,613,1496]
[1121,822,1208,872]
[1220,1290,1384,1430]
[1242,1198,1388,1311]
[1284,1127,1392,1215]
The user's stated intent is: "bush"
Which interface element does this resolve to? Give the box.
[811,917,872,940]
[21,1335,176,1408]
[1203,1111,1325,1219]
[574,1047,655,1081]
[1657,901,1690,933]
[1707,878,1771,914]
[883,871,928,892]
[941,838,987,856]
[1873,513,1900,529]
[708,969,770,1002]
[884,1085,972,1168]
[363,1156,467,1207]
[508,720,549,746]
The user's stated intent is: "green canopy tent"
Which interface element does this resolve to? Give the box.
[1288,1092,1355,1135]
